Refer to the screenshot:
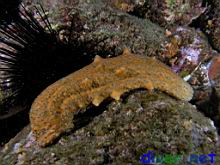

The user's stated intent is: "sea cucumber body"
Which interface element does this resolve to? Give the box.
[30,49,193,146]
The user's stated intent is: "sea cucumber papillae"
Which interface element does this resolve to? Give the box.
[30,49,193,147]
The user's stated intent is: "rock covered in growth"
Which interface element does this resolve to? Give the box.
[161,27,213,79]
[190,0,220,51]
[109,0,207,27]
[30,49,193,147]
[21,0,166,57]
[0,91,219,164]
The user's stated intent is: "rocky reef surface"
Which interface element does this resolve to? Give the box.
[1,91,219,164]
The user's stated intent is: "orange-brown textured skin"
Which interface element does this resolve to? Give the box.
[30,49,193,147]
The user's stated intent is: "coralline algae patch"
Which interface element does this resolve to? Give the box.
[162,27,213,78]
[30,49,193,147]
[163,27,220,92]
[208,56,220,86]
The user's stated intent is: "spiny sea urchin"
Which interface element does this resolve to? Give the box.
[0,5,106,120]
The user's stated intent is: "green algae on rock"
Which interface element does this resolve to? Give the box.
[0,91,219,165]
[22,0,166,57]
[30,49,193,147]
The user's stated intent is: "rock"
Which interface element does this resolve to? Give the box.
[205,0,220,51]
[161,26,213,76]
[22,0,166,57]
[196,88,220,134]
[158,26,220,133]
[0,90,219,164]
[190,0,220,51]
[109,0,207,27]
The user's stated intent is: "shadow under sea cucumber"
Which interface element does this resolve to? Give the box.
[30,48,193,147]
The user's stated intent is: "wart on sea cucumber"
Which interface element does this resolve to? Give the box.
[30,49,193,147]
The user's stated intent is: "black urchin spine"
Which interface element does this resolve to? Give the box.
[0,5,101,119]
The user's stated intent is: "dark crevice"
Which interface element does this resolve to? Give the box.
[189,0,220,53]
[189,0,220,134]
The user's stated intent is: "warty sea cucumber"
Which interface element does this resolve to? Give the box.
[30,48,193,147]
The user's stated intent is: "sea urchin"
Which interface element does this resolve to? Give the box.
[0,5,103,119]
